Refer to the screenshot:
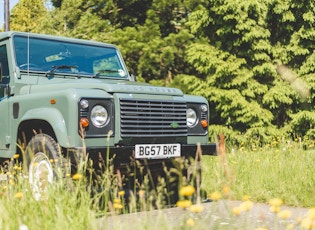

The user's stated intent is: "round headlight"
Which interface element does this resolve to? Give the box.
[187,108,198,128]
[90,105,109,128]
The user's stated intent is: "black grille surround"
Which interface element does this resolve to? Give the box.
[120,99,187,137]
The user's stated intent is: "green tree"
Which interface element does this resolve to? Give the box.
[36,0,208,83]
[38,0,112,40]
[9,0,315,143]
[108,0,207,83]
[51,0,62,7]
[10,0,48,32]
[182,0,315,141]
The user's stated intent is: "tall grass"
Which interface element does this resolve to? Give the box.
[202,144,315,207]
[0,172,97,229]
[0,142,314,229]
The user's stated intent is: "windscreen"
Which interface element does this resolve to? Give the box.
[13,35,128,78]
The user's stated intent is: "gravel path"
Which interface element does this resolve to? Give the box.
[102,200,310,229]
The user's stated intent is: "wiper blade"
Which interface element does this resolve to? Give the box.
[45,65,78,78]
[93,69,117,78]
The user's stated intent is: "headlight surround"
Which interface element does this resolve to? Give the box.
[187,108,198,128]
[90,105,109,128]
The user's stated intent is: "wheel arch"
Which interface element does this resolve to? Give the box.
[17,109,71,154]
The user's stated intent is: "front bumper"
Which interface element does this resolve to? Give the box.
[86,142,216,156]
[78,143,217,169]
[68,143,217,187]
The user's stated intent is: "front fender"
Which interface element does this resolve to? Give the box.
[20,108,71,147]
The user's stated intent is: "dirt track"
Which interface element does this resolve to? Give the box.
[101,200,310,229]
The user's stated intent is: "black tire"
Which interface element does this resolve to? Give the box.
[24,133,69,200]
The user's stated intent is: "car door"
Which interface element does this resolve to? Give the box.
[0,43,11,151]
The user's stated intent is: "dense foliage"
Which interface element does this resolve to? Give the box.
[7,0,315,146]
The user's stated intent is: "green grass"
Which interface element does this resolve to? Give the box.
[0,177,97,229]
[0,144,314,229]
[202,145,315,207]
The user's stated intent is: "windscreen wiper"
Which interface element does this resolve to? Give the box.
[92,69,117,78]
[45,65,78,78]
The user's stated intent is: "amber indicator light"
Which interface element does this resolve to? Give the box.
[80,118,89,128]
[200,119,208,128]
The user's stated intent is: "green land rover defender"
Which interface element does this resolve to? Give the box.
[0,31,217,201]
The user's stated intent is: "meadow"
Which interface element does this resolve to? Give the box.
[202,141,315,207]
[0,139,314,230]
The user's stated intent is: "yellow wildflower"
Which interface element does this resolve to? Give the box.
[9,179,14,185]
[269,198,283,207]
[240,201,253,212]
[176,200,192,209]
[186,218,195,227]
[179,185,195,197]
[222,186,230,195]
[301,218,313,229]
[13,154,19,159]
[242,195,251,201]
[113,203,123,209]
[118,190,125,197]
[278,210,292,219]
[232,206,242,216]
[189,204,204,213]
[209,191,222,201]
[138,190,145,198]
[113,198,121,204]
[270,205,281,213]
[14,192,23,199]
[72,173,83,180]
[307,208,315,220]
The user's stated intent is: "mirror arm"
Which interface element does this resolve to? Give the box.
[6,84,11,96]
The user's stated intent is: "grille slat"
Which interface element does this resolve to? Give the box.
[120,99,187,137]
[121,116,186,121]
[121,120,186,124]
[122,108,187,113]
[121,111,186,117]
[121,124,186,129]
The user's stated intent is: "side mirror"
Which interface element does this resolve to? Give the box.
[130,74,136,81]
[5,83,11,96]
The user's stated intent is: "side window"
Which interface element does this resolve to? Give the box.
[0,45,9,79]
[0,45,9,98]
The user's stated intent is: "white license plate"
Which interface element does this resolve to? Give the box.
[135,143,181,159]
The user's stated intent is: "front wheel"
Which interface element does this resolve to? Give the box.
[24,134,68,200]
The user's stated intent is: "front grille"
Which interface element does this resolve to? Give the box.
[120,99,187,137]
